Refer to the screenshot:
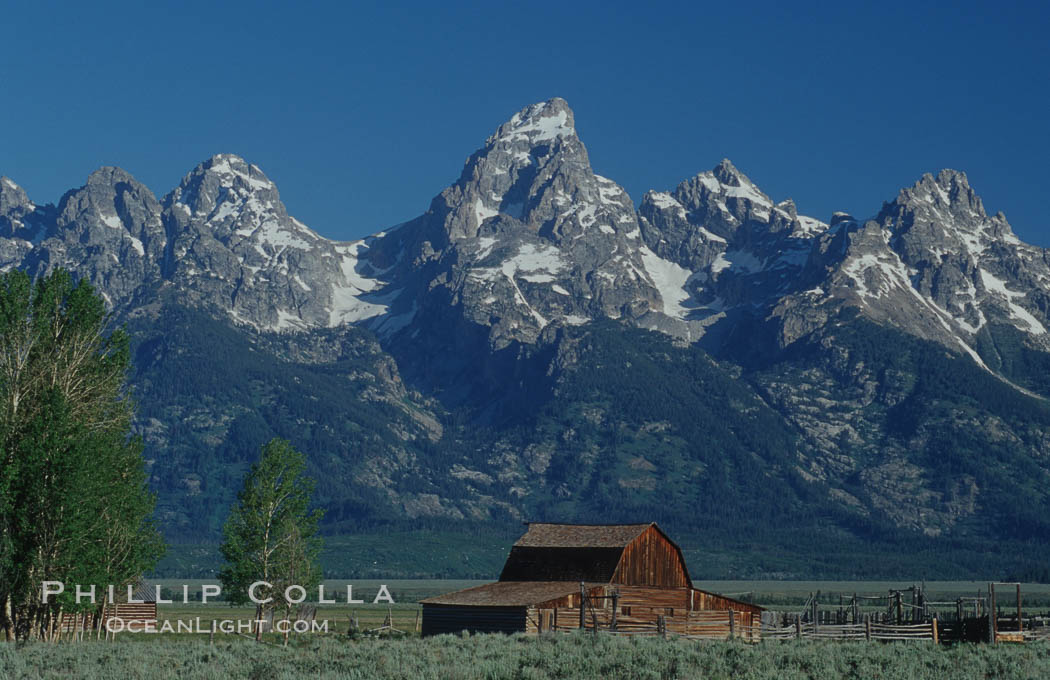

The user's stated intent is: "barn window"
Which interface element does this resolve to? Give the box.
[665,608,674,616]
[621,606,631,616]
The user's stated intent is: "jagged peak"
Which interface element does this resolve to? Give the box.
[179,154,276,193]
[0,176,31,206]
[83,166,145,188]
[674,159,771,210]
[898,168,985,218]
[207,154,273,183]
[167,154,283,218]
[935,168,970,187]
[490,98,576,145]
[712,158,747,186]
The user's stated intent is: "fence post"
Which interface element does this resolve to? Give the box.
[728,609,735,640]
[865,616,871,641]
[1017,584,1023,634]
[795,615,801,640]
[658,615,666,639]
[932,616,939,645]
[611,593,618,631]
[989,583,997,644]
[579,582,586,630]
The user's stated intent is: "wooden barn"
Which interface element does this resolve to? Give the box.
[102,580,159,628]
[421,522,761,637]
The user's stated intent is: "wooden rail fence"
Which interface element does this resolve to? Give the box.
[540,606,946,643]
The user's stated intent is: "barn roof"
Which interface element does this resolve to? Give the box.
[420,581,601,607]
[499,546,624,582]
[499,522,693,587]
[513,523,653,548]
[130,580,156,603]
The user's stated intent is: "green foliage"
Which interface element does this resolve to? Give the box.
[0,269,162,640]
[219,438,323,613]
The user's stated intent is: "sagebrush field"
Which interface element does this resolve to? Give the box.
[3,634,1050,680]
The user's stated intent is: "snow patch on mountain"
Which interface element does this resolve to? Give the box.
[502,104,574,143]
[980,269,1047,334]
[640,246,694,317]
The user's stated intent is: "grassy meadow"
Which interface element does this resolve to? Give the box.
[4,633,1050,679]
[5,580,1050,678]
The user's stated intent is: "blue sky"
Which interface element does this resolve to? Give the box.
[2,1,1048,243]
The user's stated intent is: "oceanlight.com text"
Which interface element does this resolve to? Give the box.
[104,617,331,634]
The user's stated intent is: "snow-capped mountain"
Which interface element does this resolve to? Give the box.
[5,98,1050,574]
[0,156,398,332]
[160,154,395,331]
[361,97,666,350]
[7,98,1046,380]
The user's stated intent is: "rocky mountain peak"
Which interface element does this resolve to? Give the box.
[198,153,276,188]
[665,160,775,240]
[1,167,168,308]
[164,154,284,235]
[711,158,747,186]
[431,98,598,243]
[0,176,32,209]
[491,97,576,144]
[892,168,986,222]
[82,166,142,188]
[57,167,162,229]
[0,176,39,243]
[362,98,672,351]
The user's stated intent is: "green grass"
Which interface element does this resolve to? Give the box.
[4,634,1050,679]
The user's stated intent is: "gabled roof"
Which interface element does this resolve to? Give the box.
[421,581,601,607]
[512,523,653,548]
[498,522,694,588]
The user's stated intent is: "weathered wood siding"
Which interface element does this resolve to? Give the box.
[421,605,526,636]
[689,589,762,616]
[102,603,158,625]
[611,526,690,588]
[617,585,691,617]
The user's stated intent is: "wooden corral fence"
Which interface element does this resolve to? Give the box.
[540,606,760,641]
[529,582,1050,645]
[761,619,938,642]
[535,604,942,643]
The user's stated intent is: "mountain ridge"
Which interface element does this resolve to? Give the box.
[5,99,1044,380]
[3,98,1050,578]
